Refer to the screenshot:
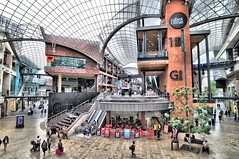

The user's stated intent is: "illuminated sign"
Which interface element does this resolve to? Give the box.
[124,129,130,139]
[170,12,187,29]
[170,70,183,80]
[46,56,54,62]
[50,56,86,68]
[16,115,24,128]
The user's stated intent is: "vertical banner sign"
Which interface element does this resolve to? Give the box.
[134,131,140,138]
[96,129,101,136]
[16,115,24,128]
[115,130,121,138]
[164,125,169,133]
[104,129,110,138]
[124,129,130,139]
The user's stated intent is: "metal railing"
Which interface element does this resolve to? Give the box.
[48,109,68,122]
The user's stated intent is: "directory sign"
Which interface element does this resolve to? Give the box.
[16,115,24,128]
[124,129,130,139]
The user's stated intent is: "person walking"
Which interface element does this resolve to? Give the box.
[130,141,136,157]
[58,139,63,152]
[157,124,161,140]
[0,138,2,147]
[47,136,53,151]
[41,108,44,116]
[35,136,41,151]
[153,124,157,136]
[41,140,48,156]
[2,136,9,151]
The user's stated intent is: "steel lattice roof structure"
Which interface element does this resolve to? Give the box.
[0,0,238,70]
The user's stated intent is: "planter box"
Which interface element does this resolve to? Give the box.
[170,141,179,150]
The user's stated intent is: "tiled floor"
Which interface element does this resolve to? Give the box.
[0,102,239,159]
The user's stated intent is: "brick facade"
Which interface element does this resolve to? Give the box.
[45,44,100,76]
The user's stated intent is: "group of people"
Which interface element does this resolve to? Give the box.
[32,135,63,156]
[46,124,69,139]
[0,136,9,151]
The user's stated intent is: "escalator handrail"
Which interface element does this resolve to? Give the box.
[88,109,96,122]
[97,111,106,129]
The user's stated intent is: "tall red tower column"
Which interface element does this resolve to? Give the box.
[165,0,192,103]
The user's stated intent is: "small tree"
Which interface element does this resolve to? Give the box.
[169,86,211,149]
[192,91,211,138]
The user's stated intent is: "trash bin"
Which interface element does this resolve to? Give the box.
[211,118,215,126]
[208,120,211,125]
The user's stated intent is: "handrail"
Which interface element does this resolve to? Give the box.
[98,111,106,129]
[48,109,68,122]
[72,100,89,112]
[67,100,96,131]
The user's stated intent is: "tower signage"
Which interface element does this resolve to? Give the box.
[170,12,187,29]
[170,70,183,80]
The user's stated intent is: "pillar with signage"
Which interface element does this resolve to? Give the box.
[163,0,193,112]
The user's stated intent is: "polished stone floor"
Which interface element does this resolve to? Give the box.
[0,102,239,159]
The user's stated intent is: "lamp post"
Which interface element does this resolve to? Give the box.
[181,29,189,118]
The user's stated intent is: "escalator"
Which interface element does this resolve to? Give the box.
[97,111,106,128]
[88,110,100,123]
[88,109,106,128]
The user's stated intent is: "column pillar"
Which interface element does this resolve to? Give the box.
[52,77,57,92]
[106,111,111,125]
[14,61,20,95]
[165,0,192,102]
[141,111,146,129]
[58,73,62,92]
[95,75,98,92]
[143,71,146,95]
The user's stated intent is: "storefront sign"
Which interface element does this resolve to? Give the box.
[46,56,54,62]
[170,70,183,80]
[170,12,187,29]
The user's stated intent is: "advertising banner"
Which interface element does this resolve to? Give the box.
[115,131,121,138]
[16,115,24,128]
[134,131,140,138]
[104,129,110,138]
[164,125,169,133]
[124,129,130,139]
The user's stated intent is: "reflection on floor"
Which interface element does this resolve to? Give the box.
[0,102,239,159]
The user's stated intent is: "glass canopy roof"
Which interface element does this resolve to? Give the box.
[0,0,238,69]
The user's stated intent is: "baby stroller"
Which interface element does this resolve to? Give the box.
[30,140,39,152]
